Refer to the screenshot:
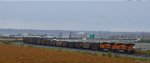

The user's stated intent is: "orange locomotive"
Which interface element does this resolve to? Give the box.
[111,43,135,53]
[99,42,112,51]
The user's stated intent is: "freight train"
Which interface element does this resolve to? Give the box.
[23,37,135,54]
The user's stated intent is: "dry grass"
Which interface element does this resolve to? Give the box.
[0,43,149,63]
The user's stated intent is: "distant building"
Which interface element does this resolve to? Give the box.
[58,32,63,38]
[21,33,29,37]
[69,32,73,38]
[1,34,10,37]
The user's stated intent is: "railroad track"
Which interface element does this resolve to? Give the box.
[13,42,150,59]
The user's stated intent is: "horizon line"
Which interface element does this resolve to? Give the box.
[0,28,149,32]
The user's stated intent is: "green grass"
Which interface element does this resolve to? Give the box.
[1,42,14,44]
[128,57,150,62]
[136,50,150,56]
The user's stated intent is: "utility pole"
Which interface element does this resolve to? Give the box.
[58,32,63,38]
[69,31,72,39]
[99,31,101,42]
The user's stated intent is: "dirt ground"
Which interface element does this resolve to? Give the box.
[0,43,149,63]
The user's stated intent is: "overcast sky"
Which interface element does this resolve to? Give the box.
[0,1,150,32]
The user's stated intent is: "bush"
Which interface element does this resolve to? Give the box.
[107,52,112,58]
[2,42,13,44]
[136,50,150,56]
[102,53,105,56]
[114,54,120,58]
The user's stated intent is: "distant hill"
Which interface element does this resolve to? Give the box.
[0,28,69,36]
[0,28,150,38]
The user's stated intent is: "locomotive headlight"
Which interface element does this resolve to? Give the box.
[133,46,136,49]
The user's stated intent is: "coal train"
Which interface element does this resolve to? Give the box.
[23,37,135,54]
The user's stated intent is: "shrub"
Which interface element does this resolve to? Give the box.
[102,53,105,56]
[2,42,13,44]
[107,52,112,58]
[114,54,120,58]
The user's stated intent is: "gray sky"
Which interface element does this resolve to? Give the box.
[0,1,150,32]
